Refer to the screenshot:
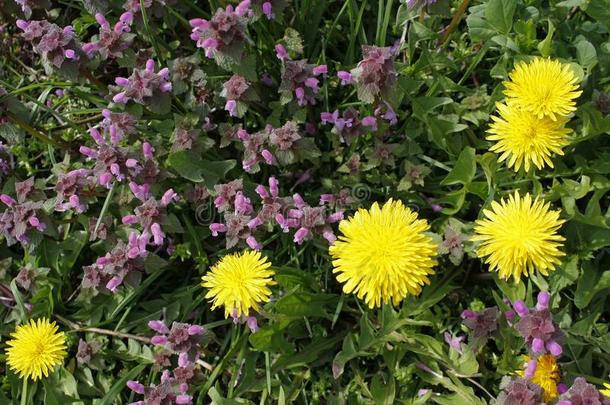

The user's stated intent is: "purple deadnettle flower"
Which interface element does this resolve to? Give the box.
[190,6,247,63]
[79,127,149,188]
[557,377,610,405]
[54,169,93,213]
[100,109,137,143]
[462,307,500,346]
[122,188,178,247]
[0,179,46,246]
[81,232,147,293]
[279,59,327,106]
[276,193,343,245]
[337,70,353,85]
[350,45,397,104]
[513,292,564,356]
[16,20,80,69]
[220,74,251,117]
[82,13,135,60]
[496,377,545,405]
[320,108,367,144]
[112,59,172,105]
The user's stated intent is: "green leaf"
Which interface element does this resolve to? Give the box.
[484,0,517,34]
[273,291,336,318]
[537,19,555,57]
[98,364,147,405]
[575,264,610,309]
[585,0,610,28]
[575,38,598,72]
[208,387,249,404]
[441,147,476,186]
[370,373,396,405]
[167,151,236,188]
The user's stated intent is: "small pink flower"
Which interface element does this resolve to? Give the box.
[275,44,289,60]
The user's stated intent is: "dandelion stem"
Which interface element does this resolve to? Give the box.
[20,378,28,405]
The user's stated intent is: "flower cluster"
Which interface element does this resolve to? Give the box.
[0,179,46,246]
[189,4,248,64]
[209,176,343,249]
[513,292,563,357]
[279,59,327,106]
[122,188,179,246]
[54,169,93,213]
[488,58,581,172]
[82,232,147,292]
[79,122,160,189]
[16,19,79,69]
[461,307,500,346]
[82,13,135,60]
[462,293,610,404]
[127,321,206,405]
[225,122,319,173]
[557,378,610,405]
[350,45,397,104]
[112,59,172,105]
[220,74,252,117]
[320,108,373,144]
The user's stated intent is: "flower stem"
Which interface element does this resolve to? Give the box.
[20,378,28,405]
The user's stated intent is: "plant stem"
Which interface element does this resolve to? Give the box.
[441,0,471,45]
[55,314,151,344]
[20,378,28,405]
[7,111,67,149]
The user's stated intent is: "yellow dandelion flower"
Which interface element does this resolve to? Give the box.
[6,318,67,380]
[487,103,571,172]
[601,381,610,397]
[202,250,276,318]
[518,355,561,403]
[329,199,438,309]
[503,57,582,121]
[472,191,565,282]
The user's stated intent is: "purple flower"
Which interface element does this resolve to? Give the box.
[213,179,243,213]
[279,59,327,106]
[82,12,134,60]
[337,70,353,85]
[76,339,101,365]
[275,44,289,60]
[350,45,397,103]
[443,332,464,354]
[462,307,499,346]
[558,377,610,405]
[17,20,79,69]
[513,293,563,356]
[262,2,274,19]
[112,59,172,105]
[496,377,545,405]
[190,6,247,62]
[320,108,366,144]
[0,184,46,246]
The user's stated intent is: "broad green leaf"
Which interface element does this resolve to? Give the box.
[167,151,236,188]
[370,374,396,405]
[441,147,476,186]
[484,0,517,34]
